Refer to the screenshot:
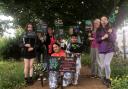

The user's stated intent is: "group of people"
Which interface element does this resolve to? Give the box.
[20,15,116,89]
[20,23,83,89]
[88,16,116,87]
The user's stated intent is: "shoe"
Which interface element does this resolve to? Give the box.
[90,75,96,78]
[24,77,29,86]
[102,77,107,84]
[105,79,111,88]
[28,77,33,85]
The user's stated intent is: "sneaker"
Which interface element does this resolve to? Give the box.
[105,79,111,88]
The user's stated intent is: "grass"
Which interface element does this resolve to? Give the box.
[81,53,91,66]
[0,61,24,89]
[0,54,128,89]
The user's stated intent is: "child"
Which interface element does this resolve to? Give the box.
[66,34,83,85]
[49,43,66,89]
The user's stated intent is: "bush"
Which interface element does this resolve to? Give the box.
[0,28,24,61]
[0,37,21,60]
[111,76,128,89]
[111,58,128,78]
[0,61,24,89]
[111,57,128,89]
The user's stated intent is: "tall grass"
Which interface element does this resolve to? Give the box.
[0,61,24,89]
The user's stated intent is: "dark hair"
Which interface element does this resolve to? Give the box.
[100,16,111,31]
[25,23,35,31]
[53,42,60,47]
[71,33,78,37]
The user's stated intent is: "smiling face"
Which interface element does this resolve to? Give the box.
[101,16,108,27]
[53,44,60,53]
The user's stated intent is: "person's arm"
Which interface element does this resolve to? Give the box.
[66,43,71,53]
[96,29,107,43]
[107,28,116,42]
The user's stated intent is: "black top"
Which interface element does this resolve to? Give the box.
[21,31,37,59]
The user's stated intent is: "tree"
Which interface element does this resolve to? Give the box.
[0,0,122,27]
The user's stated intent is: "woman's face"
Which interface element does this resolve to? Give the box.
[53,44,60,53]
[101,16,108,27]
[48,27,53,35]
[27,24,33,31]
[93,19,100,29]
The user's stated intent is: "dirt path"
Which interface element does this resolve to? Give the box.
[23,66,107,89]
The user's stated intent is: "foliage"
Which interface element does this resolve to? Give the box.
[111,57,128,78]
[111,57,128,89]
[0,27,24,60]
[0,61,24,89]
[111,76,128,89]
[0,0,122,27]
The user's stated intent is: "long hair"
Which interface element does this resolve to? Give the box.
[25,22,36,31]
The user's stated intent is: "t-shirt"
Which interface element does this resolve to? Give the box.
[51,50,66,57]
[67,43,83,53]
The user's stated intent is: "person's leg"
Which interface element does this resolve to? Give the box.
[36,52,41,63]
[74,57,81,85]
[95,48,102,77]
[24,59,29,84]
[29,58,35,84]
[90,48,95,76]
[91,48,98,76]
[63,72,72,87]
[49,71,58,89]
[98,54,105,78]
[104,52,114,79]
[104,52,114,87]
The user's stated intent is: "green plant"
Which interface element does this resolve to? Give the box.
[0,61,24,89]
[81,53,91,66]
[111,76,128,89]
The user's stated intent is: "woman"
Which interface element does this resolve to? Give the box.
[88,19,101,78]
[96,16,116,87]
[49,43,66,89]
[21,23,36,85]
[45,27,56,56]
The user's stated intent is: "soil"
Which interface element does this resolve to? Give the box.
[22,66,107,89]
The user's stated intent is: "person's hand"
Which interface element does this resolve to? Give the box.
[24,44,31,47]
[88,33,91,36]
[28,47,33,52]
[101,34,108,40]
[88,37,94,40]
[104,34,108,38]
[108,28,112,33]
